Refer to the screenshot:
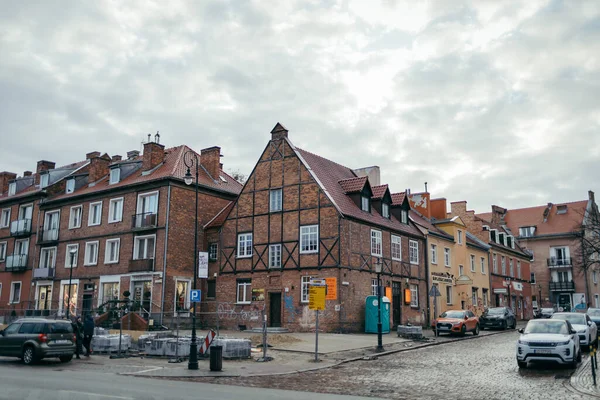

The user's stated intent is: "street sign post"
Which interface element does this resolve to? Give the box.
[309,280,327,362]
[198,252,209,279]
[190,289,202,303]
[429,285,441,338]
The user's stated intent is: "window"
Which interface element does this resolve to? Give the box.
[237,233,253,257]
[84,241,99,266]
[40,173,49,188]
[501,256,506,275]
[517,261,521,278]
[457,230,463,244]
[207,280,216,298]
[109,167,120,184]
[60,283,78,315]
[371,230,382,257]
[530,272,536,284]
[382,203,390,218]
[594,271,598,284]
[18,323,45,334]
[472,288,478,306]
[209,243,218,261]
[509,259,514,277]
[236,280,251,304]
[409,240,419,264]
[175,280,189,311]
[482,289,488,307]
[39,247,56,268]
[556,205,567,214]
[66,178,75,194]
[446,286,452,305]
[409,284,418,307]
[430,244,437,264]
[69,206,82,229]
[551,247,570,265]
[0,242,6,261]
[64,244,79,268]
[481,257,486,274]
[14,239,28,256]
[493,254,498,273]
[269,244,282,268]
[371,279,378,296]
[507,236,514,249]
[134,235,155,259]
[470,255,475,272]
[301,276,313,303]
[401,210,408,224]
[459,265,464,276]
[300,225,318,254]
[101,282,119,304]
[444,248,451,267]
[108,198,123,223]
[10,282,21,304]
[0,208,10,228]
[391,235,402,261]
[269,189,282,212]
[519,226,536,237]
[8,182,16,196]
[88,201,102,226]
[361,196,370,212]
[105,239,120,264]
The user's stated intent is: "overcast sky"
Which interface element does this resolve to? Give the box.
[1,0,599,213]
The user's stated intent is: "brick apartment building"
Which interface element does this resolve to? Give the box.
[206,124,428,333]
[0,136,241,327]
[477,191,599,312]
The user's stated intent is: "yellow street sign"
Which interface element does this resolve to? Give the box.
[309,286,326,310]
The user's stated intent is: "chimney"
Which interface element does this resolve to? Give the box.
[270,122,288,141]
[86,151,100,160]
[35,160,56,185]
[589,190,595,204]
[0,171,17,194]
[89,153,112,183]
[23,171,32,177]
[112,155,122,162]
[127,150,140,159]
[431,198,448,220]
[142,141,165,171]
[200,146,222,181]
[353,166,380,186]
[407,192,431,219]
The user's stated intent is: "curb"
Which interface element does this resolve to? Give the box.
[566,358,600,398]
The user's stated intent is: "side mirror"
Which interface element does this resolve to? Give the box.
[570,329,577,334]
[589,321,593,326]
[518,328,524,334]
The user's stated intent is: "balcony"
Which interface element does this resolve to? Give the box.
[132,213,157,230]
[5,255,28,272]
[38,227,59,244]
[547,257,573,268]
[33,267,55,279]
[128,258,154,273]
[549,281,575,292]
[10,219,32,237]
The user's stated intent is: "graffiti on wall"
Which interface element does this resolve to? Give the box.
[284,293,297,323]
[217,302,261,322]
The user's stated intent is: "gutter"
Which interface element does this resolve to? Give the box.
[160,182,172,326]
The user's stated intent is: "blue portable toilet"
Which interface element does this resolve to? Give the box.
[365,295,390,333]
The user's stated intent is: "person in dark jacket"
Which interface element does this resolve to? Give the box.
[82,315,95,357]
[72,316,83,359]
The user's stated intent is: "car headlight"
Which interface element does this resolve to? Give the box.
[578,329,587,333]
[518,339,528,345]
[557,340,570,345]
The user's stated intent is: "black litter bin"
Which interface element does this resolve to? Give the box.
[209,345,223,371]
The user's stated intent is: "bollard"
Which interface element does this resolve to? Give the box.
[592,346,597,387]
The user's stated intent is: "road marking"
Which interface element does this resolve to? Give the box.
[123,366,163,375]
[61,390,133,399]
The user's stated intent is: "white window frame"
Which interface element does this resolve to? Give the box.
[401,210,408,224]
[269,244,282,268]
[517,260,521,278]
[493,253,498,273]
[136,191,159,215]
[0,241,6,261]
[269,189,282,212]
[66,178,75,194]
[444,248,451,267]
[361,196,369,212]
[108,198,124,223]
[371,279,378,296]
[501,256,506,275]
[509,259,514,276]
[457,230,463,244]
[104,238,120,264]
[69,205,82,229]
[209,243,218,261]
[39,247,57,269]
[301,276,313,303]
[430,244,437,264]
[237,233,253,258]
[8,182,16,196]
[0,208,10,228]
[410,284,418,307]
[470,254,475,272]
[391,235,402,261]
[98,277,120,307]
[481,257,486,274]
[65,244,79,268]
[109,167,121,185]
[84,241,99,266]
[382,203,390,218]
[133,234,156,260]
[14,239,29,256]
[9,281,22,304]
[371,230,382,257]
[446,285,452,305]
[236,280,251,304]
[472,288,478,306]
[409,240,419,265]
[58,279,79,315]
[300,225,319,254]
[40,173,49,188]
[88,201,103,226]
[174,279,191,312]
[459,265,464,276]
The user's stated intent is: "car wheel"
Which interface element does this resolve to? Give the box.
[577,349,582,363]
[460,324,467,336]
[473,324,480,336]
[480,326,485,331]
[59,355,73,363]
[502,321,507,330]
[517,361,527,369]
[571,347,579,368]
[22,346,36,366]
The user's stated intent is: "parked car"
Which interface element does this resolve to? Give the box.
[0,318,75,365]
[432,310,479,336]
[586,308,600,328]
[516,319,581,369]
[540,308,555,318]
[533,309,543,319]
[480,307,516,330]
[551,312,598,350]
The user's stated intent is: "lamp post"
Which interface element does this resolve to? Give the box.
[66,247,77,320]
[375,258,384,352]
[184,151,200,370]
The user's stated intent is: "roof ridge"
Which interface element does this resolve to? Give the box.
[296,147,356,176]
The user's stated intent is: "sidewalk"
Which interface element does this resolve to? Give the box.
[568,358,600,398]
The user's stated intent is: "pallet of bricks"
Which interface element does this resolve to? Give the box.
[91,327,132,354]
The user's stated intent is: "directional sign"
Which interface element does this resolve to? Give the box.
[429,285,441,297]
[190,289,202,303]
[325,278,337,300]
[309,286,326,310]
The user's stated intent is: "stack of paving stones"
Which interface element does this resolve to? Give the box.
[397,325,424,339]
[91,334,132,353]
[210,337,252,359]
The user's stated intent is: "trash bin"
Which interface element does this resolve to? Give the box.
[209,345,223,371]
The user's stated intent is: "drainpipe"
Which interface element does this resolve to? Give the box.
[424,236,431,327]
[160,183,171,326]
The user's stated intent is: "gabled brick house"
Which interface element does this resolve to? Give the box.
[209,124,427,332]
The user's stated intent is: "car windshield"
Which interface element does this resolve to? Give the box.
[552,314,586,325]
[441,311,465,319]
[541,308,554,313]
[587,309,600,317]
[486,308,506,315]
[49,323,73,334]
[524,320,568,335]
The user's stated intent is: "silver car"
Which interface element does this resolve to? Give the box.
[516,319,581,368]
[551,312,598,350]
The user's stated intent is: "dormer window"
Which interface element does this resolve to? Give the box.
[66,179,75,194]
[490,229,497,242]
[498,232,505,245]
[519,226,536,237]
[507,236,512,248]
[40,173,49,188]
[382,203,390,219]
[401,210,408,224]
[509,235,515,249]
[556,205,567,215]
[8,182,16,196]
[109,167,121,185]
[361,195,370,212]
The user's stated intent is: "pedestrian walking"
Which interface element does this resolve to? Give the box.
[83,314,95,357]
[72,316,83,359]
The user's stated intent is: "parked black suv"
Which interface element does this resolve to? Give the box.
[479,307,516,330]
[0,318,75,365]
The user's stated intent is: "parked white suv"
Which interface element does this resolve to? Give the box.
[516,319,581,369]
[551,312,598,350]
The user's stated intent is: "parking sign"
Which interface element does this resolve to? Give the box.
[190,289,202,303]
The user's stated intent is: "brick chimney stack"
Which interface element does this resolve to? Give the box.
[430,198,448,220]
[143,141,165,171]
[0,171,17,194]
[271,122,288,141]
[200,147,221,181]
[23,171,32,177]
[35,160,56,185]
[408,192,431,219]
[89,153,112,183]
[112,155,122,162]
[491,205,507,225]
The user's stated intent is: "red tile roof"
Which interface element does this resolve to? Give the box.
[295,147,423,237]
[410,210,453,240]
[338,176,367,194]
[474,216,529,255]
[204,201,235,229]
[391,192,406,206]
[371,184,389,200]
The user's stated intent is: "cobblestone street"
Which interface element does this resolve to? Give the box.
[176,331,594,400]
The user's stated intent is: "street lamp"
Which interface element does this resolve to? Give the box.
[66,247,77,320]
[184,150,200,370]
[375,258,384,352]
